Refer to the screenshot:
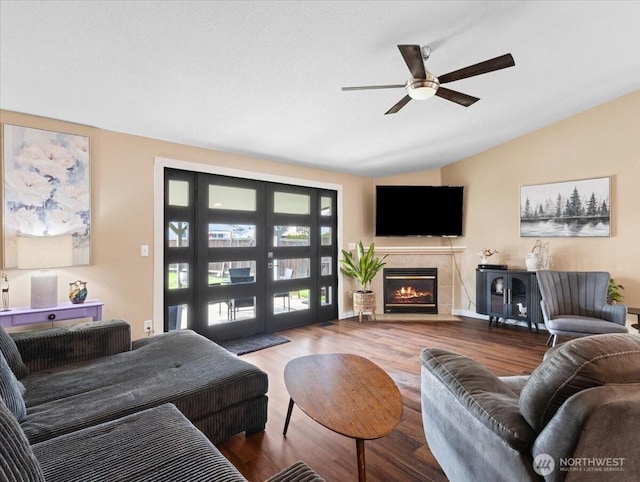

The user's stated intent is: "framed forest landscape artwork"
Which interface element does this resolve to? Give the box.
[520,176,610,237]
[2,125,91,267]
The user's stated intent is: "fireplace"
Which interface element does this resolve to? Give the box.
[383,268,437,314]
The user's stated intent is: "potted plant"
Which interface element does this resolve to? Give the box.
[339,241,387,321]
[607,278,624,304]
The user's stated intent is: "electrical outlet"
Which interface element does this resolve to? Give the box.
[144,320,153,333]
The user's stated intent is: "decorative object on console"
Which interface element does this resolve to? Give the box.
[525,253,539,271]
[68,280,88,304]
[478,247,499,265]
[525,239,551,271]
[16,235,73,309]
[2,124,91,268]
[339,241,387,322]
[520,176,610,237]
[0,273,8,311]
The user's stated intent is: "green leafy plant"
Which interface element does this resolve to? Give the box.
[608,278,624,303]
[339,241,387,292]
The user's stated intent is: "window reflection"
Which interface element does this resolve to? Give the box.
[273,226,310,247]
[168,263,189,289]
[209,185,256,211]
[320,227,331,246]
[168,180,189,207]
[168,222,189,247]
[274,192,310,214]
[320,196,332,216]
[208,223,256,247]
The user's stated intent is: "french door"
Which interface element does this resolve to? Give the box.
[164,169,338,341]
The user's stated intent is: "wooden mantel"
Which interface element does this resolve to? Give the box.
[373,246,466,255]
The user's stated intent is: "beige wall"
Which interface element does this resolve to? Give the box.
[378,90,640,320]
[0,111,371,338]
[2,89,638,337]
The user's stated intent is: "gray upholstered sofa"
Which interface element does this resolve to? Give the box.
[1,399,323,481]
[1,320,324,481]
[420,333,640,481]
[7,320,268,444]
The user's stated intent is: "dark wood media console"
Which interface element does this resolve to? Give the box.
[476,268,543,332]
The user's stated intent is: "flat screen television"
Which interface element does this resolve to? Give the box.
[375,185,464,237]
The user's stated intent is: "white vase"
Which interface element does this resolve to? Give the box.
[525,253,540,271]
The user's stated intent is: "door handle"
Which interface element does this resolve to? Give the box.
[267,262,273,269]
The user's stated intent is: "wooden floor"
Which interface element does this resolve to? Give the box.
[217,316,549,481]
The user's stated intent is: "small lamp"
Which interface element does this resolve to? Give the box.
[16,235,73,309]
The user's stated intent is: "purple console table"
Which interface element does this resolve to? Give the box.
[0,300,103,328]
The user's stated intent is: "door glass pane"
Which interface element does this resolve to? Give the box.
[272,259,310,280]
[320,196,332,216]
[490,276,504,313]
[208,223,256,247]
[168,221,189,247]
[168,180,189,207]
[209,185,256,211]
[168,263,189,289]
[274,192,310,214]
[207,301,230,324]
[511,278,528,318]
[274,226,310,247]
[273,291,308,315]
[320,256,332,275]
[167,304,188,330]
[208,261,256,285]
[208,297,255,324]
[320,227,332,246]
[320,286,332,306]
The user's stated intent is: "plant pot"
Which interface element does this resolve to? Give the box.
[353,290,376,322]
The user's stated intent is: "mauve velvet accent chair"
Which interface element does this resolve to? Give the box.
[536,270,628,347]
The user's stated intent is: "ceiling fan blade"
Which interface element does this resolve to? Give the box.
[438,53,515,84]
[398,45,426,79]
[385,95,412,115]
[342,84,405,91]
[435,87,480,107]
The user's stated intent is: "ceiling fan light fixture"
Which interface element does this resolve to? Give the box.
[407,73,439,100]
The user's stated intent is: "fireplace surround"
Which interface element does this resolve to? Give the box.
[383,268,438,314]
[366,246,465,317]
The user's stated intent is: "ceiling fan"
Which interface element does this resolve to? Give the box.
[342,45,515,114]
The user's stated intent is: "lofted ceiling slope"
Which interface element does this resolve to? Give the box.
[1,1,639,177]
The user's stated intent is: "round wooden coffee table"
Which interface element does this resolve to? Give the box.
[283,353,403,482]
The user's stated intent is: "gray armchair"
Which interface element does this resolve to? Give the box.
[536,270,628,347]
[421,334,640,481]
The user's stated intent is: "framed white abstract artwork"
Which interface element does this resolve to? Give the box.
[2,124,91,267]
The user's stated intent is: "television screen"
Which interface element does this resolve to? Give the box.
[375,185,464,237]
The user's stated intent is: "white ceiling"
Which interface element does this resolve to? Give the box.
[1,1,639,177]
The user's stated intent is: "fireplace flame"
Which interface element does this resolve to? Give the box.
[395,286,432,301]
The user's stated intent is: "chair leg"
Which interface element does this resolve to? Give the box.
[546,334,554,347]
